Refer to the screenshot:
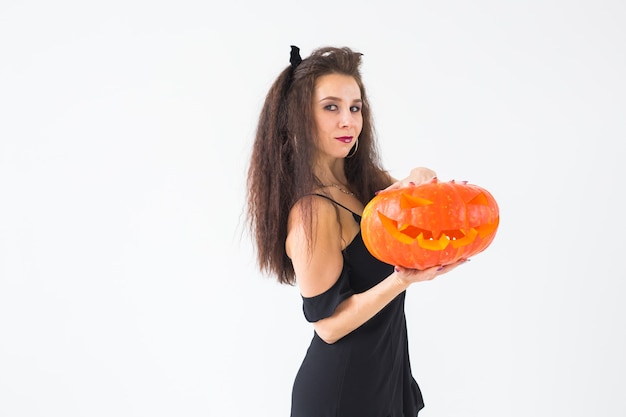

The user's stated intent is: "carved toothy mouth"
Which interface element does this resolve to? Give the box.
[377,213,480,250]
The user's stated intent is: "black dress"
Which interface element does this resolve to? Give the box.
[290,195,425,417]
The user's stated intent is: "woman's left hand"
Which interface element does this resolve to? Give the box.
[384,167,437,191]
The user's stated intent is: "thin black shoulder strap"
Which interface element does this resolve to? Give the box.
[309,193,360,218]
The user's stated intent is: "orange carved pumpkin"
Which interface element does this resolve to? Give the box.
[361,178,499,269]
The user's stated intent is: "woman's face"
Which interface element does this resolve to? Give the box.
[312,73,363,160]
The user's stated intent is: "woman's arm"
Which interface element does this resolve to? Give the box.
[286,194,463,344]
[312,261,463,344]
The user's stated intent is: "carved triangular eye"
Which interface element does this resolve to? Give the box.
[467,192,489,206]
[400,193,433,209]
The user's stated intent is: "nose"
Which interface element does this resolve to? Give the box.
[339,109,354,128]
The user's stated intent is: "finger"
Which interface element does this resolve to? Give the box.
[436,259,470,274]
[388,180,416,191]
[385,182,402,191]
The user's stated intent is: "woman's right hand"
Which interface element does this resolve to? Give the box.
[393,259,469,286]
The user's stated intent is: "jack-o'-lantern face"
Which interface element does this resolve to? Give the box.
[361,179,499,270]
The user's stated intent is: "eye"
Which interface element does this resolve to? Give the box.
[350,105,361,112]
[324,104,338,111]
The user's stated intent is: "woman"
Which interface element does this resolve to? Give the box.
[247,45,466,417]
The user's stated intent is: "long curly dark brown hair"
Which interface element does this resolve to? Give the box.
[247,46,392,285]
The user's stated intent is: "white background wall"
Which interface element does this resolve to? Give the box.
[1,1,624,416]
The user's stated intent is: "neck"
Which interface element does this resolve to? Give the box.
[314,158,347,187]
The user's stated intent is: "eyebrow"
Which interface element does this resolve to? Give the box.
[318,96,363,103]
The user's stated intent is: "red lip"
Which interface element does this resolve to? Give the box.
[336,136,353,143]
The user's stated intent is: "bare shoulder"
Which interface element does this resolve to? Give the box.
[287,194,337,227]
[286,195,344,297]
[286,195,341,256]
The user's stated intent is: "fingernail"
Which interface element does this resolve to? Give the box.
[394,266,400,273]
[409,181,415,186]
[375,190,382,195]
[436,266,444,271]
